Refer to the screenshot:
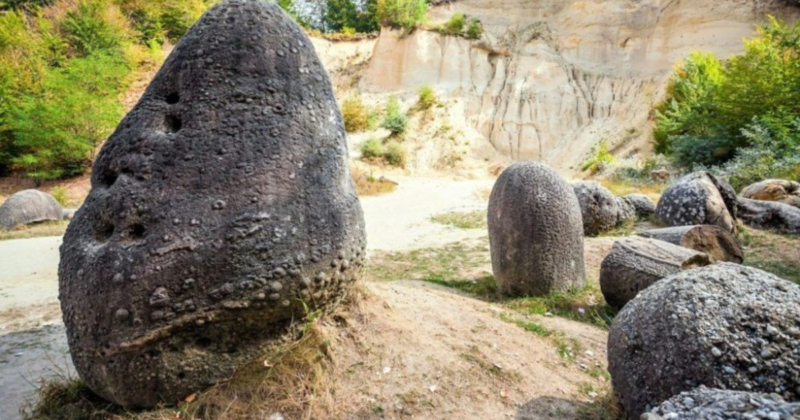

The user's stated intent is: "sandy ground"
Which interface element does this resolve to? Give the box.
[0,177,613,419]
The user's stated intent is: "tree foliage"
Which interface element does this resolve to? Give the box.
[655,16,800,183]
[376,0,426,31]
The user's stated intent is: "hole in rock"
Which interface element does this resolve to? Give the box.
[164,115,183,134]
[195,337,212,348]
[99,170,118,187]
[128,223,146,240]
[94,221,115,242]
[177,372,186,379]
[166,92,180,104]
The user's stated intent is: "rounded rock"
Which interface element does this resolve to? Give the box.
[58,0,366,409]
[0,190,64,230]
[488,162,585,296]
[608,263,800,418]
[573,181,635,236]
[622,194,656,219]
[644,386,800,420]
[656,172,738,233]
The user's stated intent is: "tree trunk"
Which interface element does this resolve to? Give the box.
[738,198,800,234]
[637,225,744,263]
[600,237,713,310]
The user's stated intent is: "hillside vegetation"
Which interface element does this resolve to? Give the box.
[654,17,800,190]
[0,0,430,182]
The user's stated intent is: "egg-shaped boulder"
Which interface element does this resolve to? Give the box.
[488,162,585,296]
[656,172,738,234]
[58,0,366,409]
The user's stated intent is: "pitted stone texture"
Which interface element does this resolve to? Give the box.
[741,179,800,209]
[643,386,800,420]
[622,194,656,219]
[738,197,800,234]
[0,189,64,230]
[608,264,800,419]
[573,181,635,236]
[489,162,585,297]
[58,0,365,409]
[599,237,712,309]
[656,172,738,234]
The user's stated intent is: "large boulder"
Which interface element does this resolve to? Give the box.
[489,162,585,296]
[608,264,800,419]
[643,386,800,420]
[0,189,64,230]
[656,172,738,234]
[738,197,800,234]
[573,181,635,236]
[638,225,744,263]
[599,237,712,309]
[741,179,800,209]
[59,0,366,409]
[622,194,656,219]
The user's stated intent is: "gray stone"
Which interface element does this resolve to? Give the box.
[738,197,800,234]
[0,189,63,230]
[488,162,585,297]
[622,194,656,219]
[58,0,366,409]
[599,237,712,309]
[644,386,800,420]
[637,225,743,263]
[609,264,800,419]
[573,181,635,236]
[656,172,738,234]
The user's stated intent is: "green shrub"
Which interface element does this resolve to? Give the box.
[377,0,427,31]
[361,137,384,159]
[383,141,406,167]
[341,95,369,132]
[9,53,128,180]
[466,18,483,40]
[417,84,436,110]
[442,13,464,35]
[51,186,69,207]
[382,95,407,135]
[655,17,800,169]
[62,1,128,56]
[581,140,614,174]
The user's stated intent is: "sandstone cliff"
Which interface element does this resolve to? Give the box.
[314,0,799,173]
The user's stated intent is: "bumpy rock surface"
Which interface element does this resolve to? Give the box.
[638,225,744,263]
[609,264,800,419]
[622,194,656,218]
[643,386,800,420]
[741,179,800,209]
[0,190,64,230]
[599,237,712,309]
[738,197,800,234]
[656,172,739,234]
[59,0,365,409]
[489,162,585,296]
[573,182,635,236]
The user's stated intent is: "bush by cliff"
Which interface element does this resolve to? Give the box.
[655,17,800,187]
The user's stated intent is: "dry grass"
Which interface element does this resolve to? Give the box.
[350,168,397,196]
[738,226,800,284]
[430,210,487,230]
[23,296,370,420]
[576,382,623,420]
[599,178,664,204]
[0,220,69,241]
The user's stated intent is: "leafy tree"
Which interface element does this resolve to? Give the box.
[377,0,427,31]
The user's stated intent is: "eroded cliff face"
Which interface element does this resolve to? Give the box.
[330,0,798,172]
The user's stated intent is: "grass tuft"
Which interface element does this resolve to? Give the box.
[738,226,800,284]
[430,210,487,230]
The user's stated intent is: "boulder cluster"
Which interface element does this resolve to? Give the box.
[58,0,365,409]
[599,171,800,419]
[572,181,654,236]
